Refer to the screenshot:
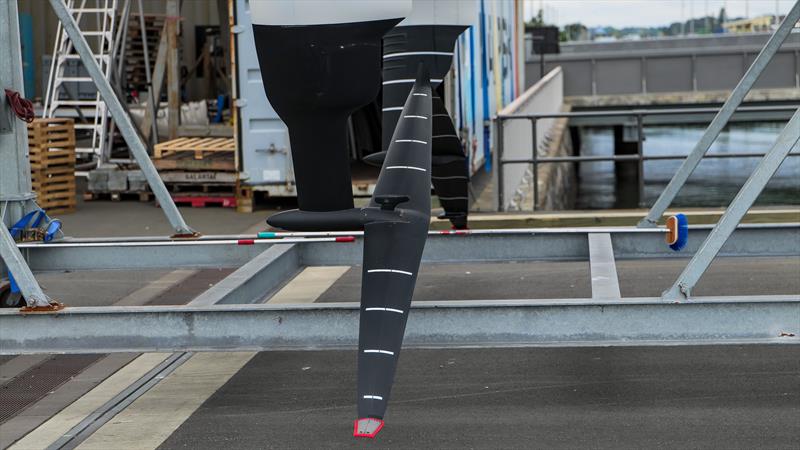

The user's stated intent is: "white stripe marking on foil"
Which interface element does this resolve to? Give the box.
[383,79,441,85]
[383,51,454,59]
[364,349,395,355]
[365,307,404,314]
[386,166,426,172]
[368,269,413,276]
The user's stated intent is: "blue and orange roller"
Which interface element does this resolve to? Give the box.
[665,213,689,251]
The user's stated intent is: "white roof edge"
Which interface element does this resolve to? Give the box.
[250,0,411,26]
[398,0,478,26]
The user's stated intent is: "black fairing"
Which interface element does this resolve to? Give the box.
[253,19,401,212]
[381,25,469,229]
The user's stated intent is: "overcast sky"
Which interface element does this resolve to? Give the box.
[523,0,794,28]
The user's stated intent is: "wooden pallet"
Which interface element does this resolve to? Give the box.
[153,152,236,172]
[33,176,77,214]
[31,166,74,187]
[27,119,77,214]
[154,137,236,160]
[84,191,153,202]
[162,194,237,208]
[27,119,76,168]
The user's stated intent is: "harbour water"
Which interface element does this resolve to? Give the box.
[576,122,800,209]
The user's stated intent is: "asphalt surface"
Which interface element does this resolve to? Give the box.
[316,256,800,302]
[56,180,272,238]
[159,345,800,450]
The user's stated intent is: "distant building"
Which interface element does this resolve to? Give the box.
[723,15,781,33]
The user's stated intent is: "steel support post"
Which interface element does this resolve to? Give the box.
[136,0,158,146]
[0,0,49,307]
[0,0,37,228]
[636,114,645,206]
[46,0,195,236]
[0,221,49,306]
[638,1,800,227]
[531,117,538,211]
[663,109,800,301]
[496,117,505,211]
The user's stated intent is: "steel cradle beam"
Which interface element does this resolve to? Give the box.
[190,244,301,306]
[17,225,800,272]
[1,297,798,355]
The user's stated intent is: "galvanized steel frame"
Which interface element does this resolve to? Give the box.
[2,296,798,355]
[13,224,799,272]
[1,0,799,354]
[2,224,799,354]
[663,108,800,300]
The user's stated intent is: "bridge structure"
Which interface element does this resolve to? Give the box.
[525,30,800,106]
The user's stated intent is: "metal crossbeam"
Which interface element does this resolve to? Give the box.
[639,1,800,227]
[1,297,798,355]
[46,0,195,236]
[15,225,799,272]
[190,244,301,306]
[663,109,800,301]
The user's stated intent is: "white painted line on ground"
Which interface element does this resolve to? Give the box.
[3,270,197,448]
[8,354,172,450]
[75,352,256,450]
[267,266,350,304]
[114,270,197,306]
[72,266,348,448]
[588,233,622,300]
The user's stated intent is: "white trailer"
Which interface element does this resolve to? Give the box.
[232,0,525,196]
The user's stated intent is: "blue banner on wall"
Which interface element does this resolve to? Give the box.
[19,13,35,98]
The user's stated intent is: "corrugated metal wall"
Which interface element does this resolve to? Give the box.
[18,0,222,100]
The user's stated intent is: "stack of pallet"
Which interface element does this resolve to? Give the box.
[27,119,77,214]
[125,14,164,93]
[153,137,238,208]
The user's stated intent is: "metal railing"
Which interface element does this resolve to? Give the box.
[495,104,800,211]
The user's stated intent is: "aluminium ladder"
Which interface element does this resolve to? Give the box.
[43,0,122,164]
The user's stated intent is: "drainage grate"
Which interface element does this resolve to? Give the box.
[0,354,104,424]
